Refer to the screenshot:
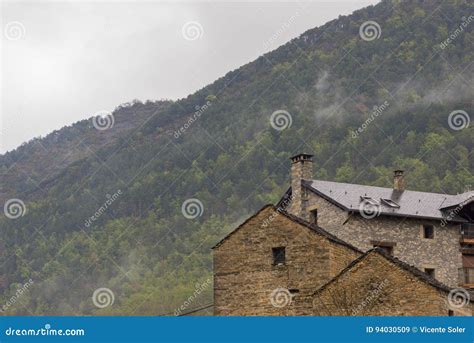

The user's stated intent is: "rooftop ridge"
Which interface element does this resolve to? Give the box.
[312,247,466,298]
[305,179,468,198]
[298,179,472,222]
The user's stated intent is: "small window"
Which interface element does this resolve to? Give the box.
[424,268,435,278]
[310,209,318,225]
[272,247,286,265]
[423,225,434,239]
[448,310,454,316]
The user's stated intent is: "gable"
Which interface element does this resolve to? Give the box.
[315,250,451,295]
[213,204,361,254]
[213,205,362,315]
[311,250,472,316]
[213,205,327,251]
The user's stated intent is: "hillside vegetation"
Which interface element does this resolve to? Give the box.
[0,0,473,315]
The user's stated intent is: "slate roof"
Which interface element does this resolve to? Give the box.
[300,179,472,222]
[439,191,474,209]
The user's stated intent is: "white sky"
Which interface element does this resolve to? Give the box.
[0,0,379,153]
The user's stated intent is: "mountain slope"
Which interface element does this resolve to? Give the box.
[0,100,172,203]
[1,0,473,315]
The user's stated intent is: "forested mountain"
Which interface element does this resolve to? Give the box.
[1,0,473,315]
[0,100,172,203]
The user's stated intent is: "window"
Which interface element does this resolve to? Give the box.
[461,223,474,239]
[423,225,434,239]
[310,209,318,225]
[424,268,435,278]
[272,247,286,265]
[448,310,454,316]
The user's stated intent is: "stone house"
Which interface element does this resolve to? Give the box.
[212,153,474,316]
[312,248,473,316]
[213,205,362,315]
[280,154,474,288]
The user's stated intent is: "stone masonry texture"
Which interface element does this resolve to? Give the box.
[288,158,313,221]
[213,206,360,315]
[213,155,470,315]
[312,251,473,316]
[300,190,462,287]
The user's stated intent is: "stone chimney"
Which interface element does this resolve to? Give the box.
[288,153,313,220]
[393,170,405,191]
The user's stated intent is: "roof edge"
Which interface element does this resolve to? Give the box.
[278,209,363,255]
[302,180,350,211]
[211,204,275,249]
[313,248,461,298]
[276,186,292,209]
[212,204,363,255]
[303,180,469,222]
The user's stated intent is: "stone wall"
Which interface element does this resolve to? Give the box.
[312,251,473,316]
[213,206,360,315]
[303,190,462,287]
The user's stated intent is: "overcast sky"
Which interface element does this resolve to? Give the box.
[1,0,379,153]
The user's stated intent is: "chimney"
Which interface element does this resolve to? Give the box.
[288,153,313,220]
[393,170,405,191]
